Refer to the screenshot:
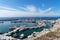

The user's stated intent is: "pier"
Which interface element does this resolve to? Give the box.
[3,25,45,36]
[2,20,54,40]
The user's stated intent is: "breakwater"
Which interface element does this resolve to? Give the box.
[0,19,55,40]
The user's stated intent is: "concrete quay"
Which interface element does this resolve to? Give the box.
[0,34,20,40]
[3,24,45,36]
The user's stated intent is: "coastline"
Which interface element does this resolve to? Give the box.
[0,19,60,40]
[23,19,60,40]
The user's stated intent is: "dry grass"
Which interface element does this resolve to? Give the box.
[34,30,60,40]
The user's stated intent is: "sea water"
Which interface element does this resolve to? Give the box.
[14,22,51,39]
[0,21,51,39]
[0,21,37,33]
[0,17,58,39]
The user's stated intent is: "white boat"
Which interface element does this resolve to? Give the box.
[20,34,24,39]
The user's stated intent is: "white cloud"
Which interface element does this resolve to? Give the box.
[0,5,59,17]
[39,8,52,14]
[26,5,36,12]
[19,5,36,12]
[42,4,45,7]
[0,6,17,11]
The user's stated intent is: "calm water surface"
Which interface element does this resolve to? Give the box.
[0,21,37,33]
[0,21,51,39]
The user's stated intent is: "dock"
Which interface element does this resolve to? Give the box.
[3,25,45,36]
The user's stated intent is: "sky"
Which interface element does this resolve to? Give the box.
[0,0,60,17]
